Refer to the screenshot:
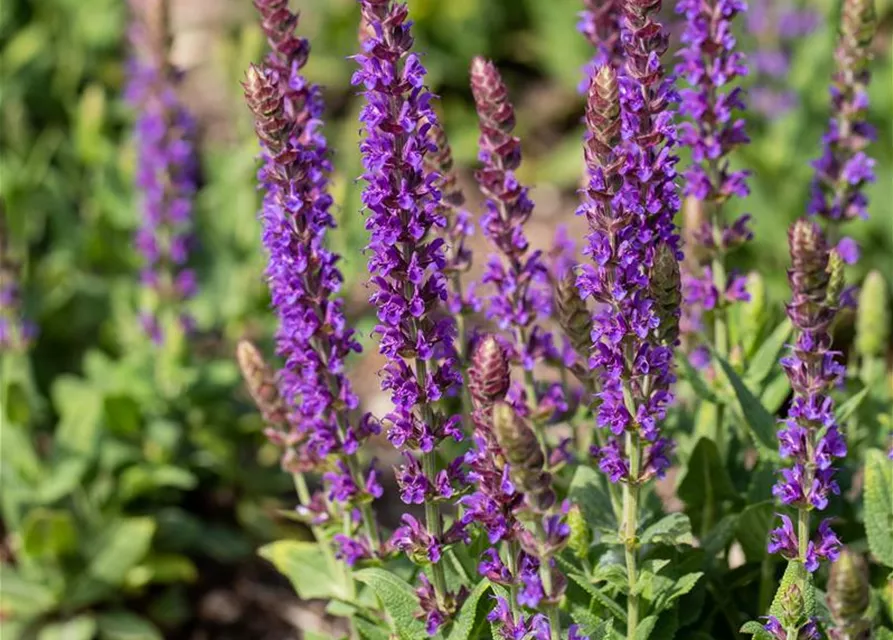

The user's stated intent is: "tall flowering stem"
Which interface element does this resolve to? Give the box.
[676,0,751,355]
[354,0,466,629]
[425,122,477,423]
[578,0,624,91]
[767,221,845,635]
[808,0,876,266]
[578,0,681,634]
[244,1,383,567]
[463,337,570,640]
[127,0,198,346]
[470,57,556,431]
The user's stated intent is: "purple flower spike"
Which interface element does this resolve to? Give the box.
[127,0,198,344]
[808,0,877,231]
[769,221,847,571]
[245,0,381,556]
[578,5,680,483]
[470,57,557,382]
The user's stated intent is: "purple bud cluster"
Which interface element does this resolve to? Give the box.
[577,0,680,484]
[470,57,557,377]
[578,0,624,92]
[676,0,753,352]
[768,220,845,571]
[747,0,820,116]
[488,595,588,640]
[808,0,876,263]
[245,0,382,565]
[126,0,198,345]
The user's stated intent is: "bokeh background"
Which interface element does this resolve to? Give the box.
[1,0,891,638]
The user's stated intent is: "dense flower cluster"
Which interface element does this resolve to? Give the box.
[578,0,623,91]
[245,0,381,565]
[470,57,557,380]
[126,0,198,345]
[354,0,467,630]
[578,0,680,483]
[0,211,36,352]
[747,0,820,115]
[768,220,844,572]
[676,0,752,357]
[808,0,876,262]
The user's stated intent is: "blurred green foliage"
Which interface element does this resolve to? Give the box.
[0,0,891,636]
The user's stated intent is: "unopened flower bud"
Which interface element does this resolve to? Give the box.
[243,64,288,150]
[650,243,682,346]
[825,248,845,308]
[779,583,804,629]
[567,505,590,560]
[492,402,555,511]
[855,270,890,358]
[827,548,870,636]
[236,339,288,427]
[468,336,511,405]
[556,273,593,359]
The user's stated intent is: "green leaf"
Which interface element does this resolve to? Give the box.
[569,465,617,534]
[37,615,97,640]
[20,509,77,558]
[640,513,694,547]
[35,455,89,504]
[570,607,611,639]
[740,620,771,639]
[97,611,163,640]
[258,540,343,600]
[353,617,390,640]
[678,356,721,405]
[652,572,703,613]
[715,355,778,457]
[768,561,814,619]
[85,517,156,585]
[0,564,57,617]
[744,319,792,387]
[568,573,627,623]
[735,502,775,563]
[678,438,736,534]
[635,615,658,640]
[760,373,791,415]
[52,376,103,458]
[864,449,893,567]
[354,568,426,640]
[834,387,869,424]
[447,579,491,640]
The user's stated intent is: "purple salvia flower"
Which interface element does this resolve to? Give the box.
[127,0,198,345]
[0,209,36,353]
[746,0,820,116]
[244,1,381,555]
[577,10,680,483]
[470,57,558,383]
[354,0,466,623]
[578,0,624,91]
[808,0,877,258]
[676,0,752,358]
[769,220,846,572]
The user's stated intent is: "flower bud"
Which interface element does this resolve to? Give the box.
[236,339,288,427]
[650,243,682,346]
[787,220,833,333]
[827,548,870,636]
[492,402,555,511]
[855,270,890,358]
[567,505,590,560]
[825,248,845,309]
[468,336,511,405]
[556,273,593,359]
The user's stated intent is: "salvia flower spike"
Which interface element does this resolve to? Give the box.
[245,1,382,566]
[770,221,844,591]
[578,0,624,91]
[676,0,752,363]
[127,0,198,345]
[470,56,557,410]
[353,0,466,629]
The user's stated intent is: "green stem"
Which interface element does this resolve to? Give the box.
[536,522,561,640]
[507,540,522,618]
[422,449,448,605]
[293,473,340,580]
[623,431,642,640]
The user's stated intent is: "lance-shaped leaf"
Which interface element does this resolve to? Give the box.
[354,568,426,640]
[714,354,778,458]
[744,319,792,388]
[447,580,491,640]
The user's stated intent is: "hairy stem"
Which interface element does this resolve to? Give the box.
[623,431,642,640]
